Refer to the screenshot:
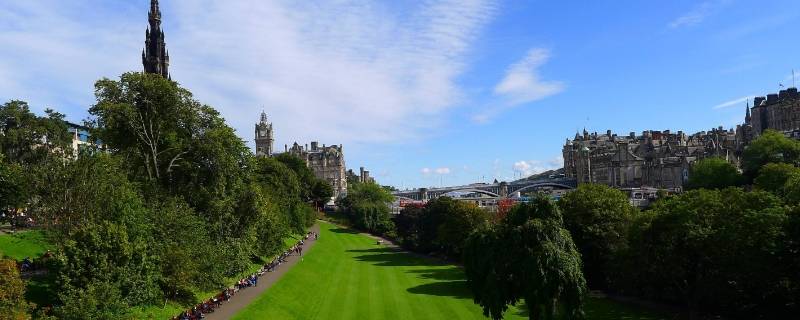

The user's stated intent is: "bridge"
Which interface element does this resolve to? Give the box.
[392,177,578,203]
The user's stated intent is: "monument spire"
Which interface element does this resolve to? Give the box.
[142,0,170,79]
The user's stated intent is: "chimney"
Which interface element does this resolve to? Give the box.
[285,144,288,152]
[311,141,318,151]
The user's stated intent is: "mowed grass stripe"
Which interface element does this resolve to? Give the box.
[233,221,672,320]
[232,221,513,320]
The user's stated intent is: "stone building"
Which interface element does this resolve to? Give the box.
[284,142,348,199]
[346,167,375,184]
[142,0,170,79]
[563,128,739,190]
[252,111,349,199]
[740,87,800,142]
[254,111,274,156]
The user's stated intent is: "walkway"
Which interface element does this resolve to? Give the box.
[204,223,321,320]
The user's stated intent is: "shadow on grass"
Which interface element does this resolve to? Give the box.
[405,280,472,299]
[406,267,465,281]
[351,253,424,267]
[329,228,360,234]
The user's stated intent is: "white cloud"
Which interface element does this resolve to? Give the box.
[511,156,562,177]
[0,0,497,149]
[669,0,728,29]
[712,95,755,110]
[421,166,451,175]
[474,48,564,123]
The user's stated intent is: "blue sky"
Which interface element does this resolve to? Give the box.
[2,0,799,189]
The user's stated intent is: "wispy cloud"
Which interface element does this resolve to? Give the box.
[473,48,564,123]
[421,167,451,176]
[669,0,728,29]
[712,95,755,110]
[0,0,498,148]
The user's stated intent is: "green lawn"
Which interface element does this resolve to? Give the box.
[234,221,677,320]
[0,230,52,260]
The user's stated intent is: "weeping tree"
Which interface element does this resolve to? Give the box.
[464,195,586,320]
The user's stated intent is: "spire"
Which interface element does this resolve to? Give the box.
[745,100,751,124]
[143,0,170,79]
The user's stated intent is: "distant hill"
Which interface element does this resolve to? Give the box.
[513,168,565,183]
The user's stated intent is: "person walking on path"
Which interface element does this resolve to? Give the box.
[202,223,321,320]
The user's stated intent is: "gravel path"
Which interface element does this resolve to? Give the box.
[202,223,321,320]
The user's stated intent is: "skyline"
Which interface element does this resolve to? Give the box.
[2,0,800,189]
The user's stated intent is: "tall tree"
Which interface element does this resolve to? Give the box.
[90,72,250,208]
[558,183,636,289]
[464,196,586,320]
[338,181,394,234]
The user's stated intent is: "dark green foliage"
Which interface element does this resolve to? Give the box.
[55,221,161,309]
[742,130,800,181]
[394,197,488,259]
[618,188,793,318]
[464,196,586,320]
[0,73,311,315]
[558,184,636,290]
[54,281,128,320]
[274,153,332,205]
[90,72,251,214]
[0,100,71,164]
[753,162,800,196]
[338,181,395,235]
[686,157,743,190]
[0,155,26,210]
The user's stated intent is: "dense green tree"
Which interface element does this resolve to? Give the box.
[742,130,800,180]
[753,163,800,195]
[394,204,426,249]
[464,196,586,320]
[338,181,394,234]
[0,156,26,211]
[0,100,71,164]
[686,157,743,190]
[311,179,334,209]
[434,198,489,259]
[558,183,636,289]
[0,259,31,320]
[55,221,161,309]
[274,153,317,201]
[90,72,250,211]
[621,188,791,318]
[54,281,128,320]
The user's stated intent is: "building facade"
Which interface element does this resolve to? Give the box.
[286,142,348,199]
[563,128,740,190]
[742,87,800,141]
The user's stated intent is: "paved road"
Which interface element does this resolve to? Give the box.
[203,223,321,320]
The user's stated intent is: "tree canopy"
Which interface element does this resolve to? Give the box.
[558,183,636,289]
[464,196,586,320]
[686,157,743,190]
[742,129,800,180]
